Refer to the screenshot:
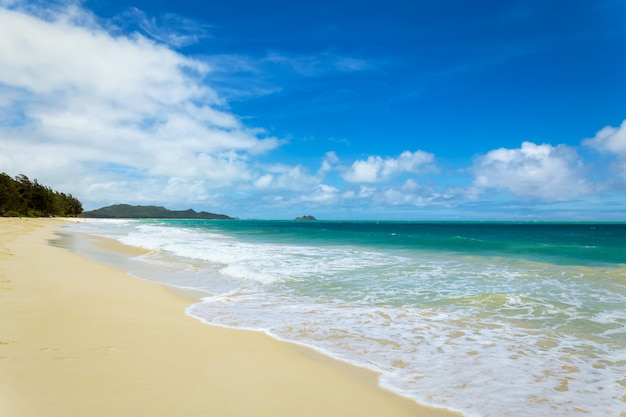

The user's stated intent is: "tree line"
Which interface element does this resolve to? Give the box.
[0,173,83,217]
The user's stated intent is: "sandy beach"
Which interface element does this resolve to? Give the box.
[0,218,461,417]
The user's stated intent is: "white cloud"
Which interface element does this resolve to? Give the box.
[472,141,590,201]
[317,151,339,177]
[343,157,380,182]
[122,7,212,48]
[254,174,274,189]
[356,186,376,198]
[582,119,626,182]
[343,150,435,183]
[300,184,340,203]
[0,3,280,206]
[583,119,626,156]
[251,164,320,191]
[0,8,209,101]
[264,51,372,77]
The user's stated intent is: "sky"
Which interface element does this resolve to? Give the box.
[1,0,626,220]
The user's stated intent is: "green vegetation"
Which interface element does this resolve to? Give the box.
[80,204,233,219]
[0,173,83,217]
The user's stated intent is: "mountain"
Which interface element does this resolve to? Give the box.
[80,204,233,219]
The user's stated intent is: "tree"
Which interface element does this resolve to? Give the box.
[0,173,19,214]
[0,173,83,217]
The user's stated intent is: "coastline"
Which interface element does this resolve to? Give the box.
[0,218,461,417]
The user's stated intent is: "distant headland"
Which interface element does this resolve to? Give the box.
[80,204,234,219]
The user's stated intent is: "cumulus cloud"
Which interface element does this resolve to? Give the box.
[300,184,340,204]
[317,151,339,177]
[343,150,435,183]
[0,3,279,206]
[252,164,320,191]
[472,141,590,201]
[583,120,626,179]
[582,119,626,182]
[583,119,626,156]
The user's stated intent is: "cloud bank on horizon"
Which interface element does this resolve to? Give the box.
[1,0,625,219]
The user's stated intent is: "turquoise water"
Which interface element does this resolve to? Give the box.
[67,220,626,417]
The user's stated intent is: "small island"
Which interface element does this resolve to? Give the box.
[295,215,317,221]
[80,204,233,219]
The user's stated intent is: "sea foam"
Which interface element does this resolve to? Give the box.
[67,219,626,417]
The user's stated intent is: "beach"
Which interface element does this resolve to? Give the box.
[0,218,461,417]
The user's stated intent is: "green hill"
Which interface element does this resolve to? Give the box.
[80,204,233,219]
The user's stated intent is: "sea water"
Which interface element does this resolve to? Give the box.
[65,219,626,417]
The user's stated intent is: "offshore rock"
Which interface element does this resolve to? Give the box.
[295,215,317,221]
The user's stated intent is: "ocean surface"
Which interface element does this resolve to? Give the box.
[64,219,626,417]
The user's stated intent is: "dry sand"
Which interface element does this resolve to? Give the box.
[0,218,462,417]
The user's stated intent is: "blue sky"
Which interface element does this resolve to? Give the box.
[1,0,626,220]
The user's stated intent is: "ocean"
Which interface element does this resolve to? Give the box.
[64,219,626,417]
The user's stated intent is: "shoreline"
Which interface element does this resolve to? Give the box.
[0,218,462,417]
